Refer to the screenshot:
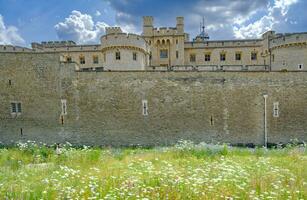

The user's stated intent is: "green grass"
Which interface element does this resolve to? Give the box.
[0,140,306,199]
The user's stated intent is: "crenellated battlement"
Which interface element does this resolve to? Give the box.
[105,27,123,35]
[0,45,33,52]
[101,32,148,53]
[269,32,307,49]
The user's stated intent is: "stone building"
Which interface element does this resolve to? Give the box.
[0,16,307,146]
[1,16,305,72]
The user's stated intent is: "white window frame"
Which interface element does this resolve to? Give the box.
[61,99,67,115]
[273,102,279,118]
[11,102,22,116]
[142,100,148,116]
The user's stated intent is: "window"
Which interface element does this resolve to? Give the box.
[79,55,85,64]
[176,51,179,59]
[235,52,241,61]
[133,52,137,61]
[142,100,148,116]
[66,56,72,63]
[11,102,22,114]
[298,64,304,70]
[176,39,178,44]
[149,52,152,60]
[115,51,121,60]
[190,54,196,62]
[205,53,211,62]
[103,53,106,62]
[272,54,275,62]
[251,52,257,61]
[220,53,226,61]
[61,99,67,115]
[160,50,168,58]
[273,102,279,118]
[93,55,99,64]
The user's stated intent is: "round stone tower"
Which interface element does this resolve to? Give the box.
[101,27,150,71]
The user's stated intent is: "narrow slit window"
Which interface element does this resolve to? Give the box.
[142,100,148,116]
[61,99,67,115]
[133,52,137,61]
[220,53,226,61]
[273,102,279,118]
[11,103,17,113]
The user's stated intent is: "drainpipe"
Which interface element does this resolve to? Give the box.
[263,94,268,148]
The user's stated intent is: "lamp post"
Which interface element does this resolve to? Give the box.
[263,94,268,148]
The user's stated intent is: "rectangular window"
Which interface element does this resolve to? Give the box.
[66,56,72,63]
[251,52,257,61]
[116,52,121,60]
[273,102,279,118]
[220,53,226,61]
[205,53,211,62]
[235,52,241,61]
[11,102,21,114]
[79,56,85,64]
[272,54,275,62]
[93,55,99,64]
[133,52,137,61]
[61,99,67,115]
[176,51,179,59]
[142,100,148,116]
[190,54,196,62]
[103,53,106,62]
[160,50,168,59]
[298,64,304,70]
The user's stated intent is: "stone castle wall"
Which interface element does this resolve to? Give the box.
[0,53,307,146]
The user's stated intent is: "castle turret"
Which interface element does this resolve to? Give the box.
[106,27,123,35]
[176,17,184,34]
[143,16,153,36]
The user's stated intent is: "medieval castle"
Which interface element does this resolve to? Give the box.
[0,17,306,146]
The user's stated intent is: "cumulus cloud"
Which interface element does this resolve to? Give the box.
[106,0,301,40]
[55,10,109,44]
[233,0,299,39]
[0,14,25,45]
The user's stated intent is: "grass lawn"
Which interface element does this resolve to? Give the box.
[0,140,306,199]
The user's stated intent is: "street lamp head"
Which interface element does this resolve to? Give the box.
[263,94,268,98]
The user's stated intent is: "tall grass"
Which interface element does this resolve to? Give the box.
[0,140,306,199]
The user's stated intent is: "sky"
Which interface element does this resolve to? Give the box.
[0,0,306,47]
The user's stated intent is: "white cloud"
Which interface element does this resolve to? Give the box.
[233,0,298,39]
[0,14,25,45]
[55,10,109,44]
[95,11,101,17]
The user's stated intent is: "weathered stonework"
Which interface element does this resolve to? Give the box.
[0,53,306,146]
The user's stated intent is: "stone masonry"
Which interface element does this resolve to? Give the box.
[0,53,306,146]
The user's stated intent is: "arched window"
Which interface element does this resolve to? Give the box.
[79,55,85,64]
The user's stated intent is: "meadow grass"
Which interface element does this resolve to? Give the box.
[0,140,306,199]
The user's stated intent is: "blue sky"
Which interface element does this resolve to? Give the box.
[0,0,306,46]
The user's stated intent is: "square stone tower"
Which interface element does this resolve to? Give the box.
[143,16,154,36]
